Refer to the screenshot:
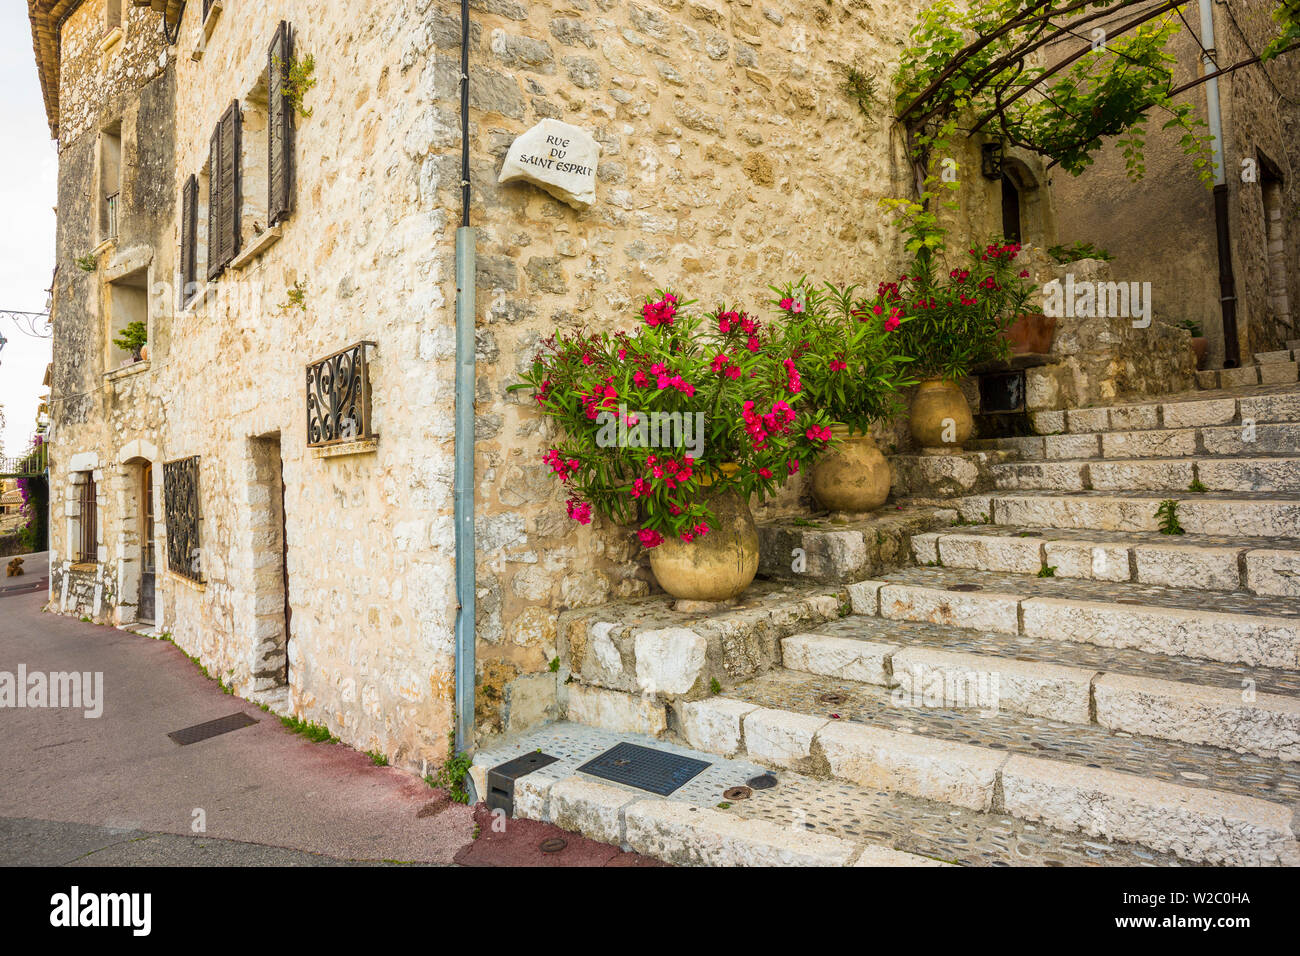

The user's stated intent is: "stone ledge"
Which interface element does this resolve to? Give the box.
[558,581,848,702]
[756,505,957,584]
[310,438,379,459]
[230,225,283,271]
[104,360,150,384]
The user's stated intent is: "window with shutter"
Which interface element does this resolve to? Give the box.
[181,174,198,304]
[268,21,295,226]
[206,101,243,279]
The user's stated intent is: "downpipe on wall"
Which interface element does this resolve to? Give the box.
[453,0,477,763]
[1199,0,1241,368]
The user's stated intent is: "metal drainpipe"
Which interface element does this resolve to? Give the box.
[453,0,477,757]
[1198,0,1241,368]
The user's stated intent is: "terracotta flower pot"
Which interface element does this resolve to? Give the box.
[648,487,758,603]
[810,427,891,513]
[1004,312,1057,355]
[909,378,973,454]
[1190,337,1208,370]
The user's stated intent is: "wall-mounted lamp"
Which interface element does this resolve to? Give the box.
[981,141,1004,180]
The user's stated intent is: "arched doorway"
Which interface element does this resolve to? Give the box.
[999,158,1046,246]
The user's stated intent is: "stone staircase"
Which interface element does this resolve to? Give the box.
[1194,339,1300,389]
[478,378,1300,867]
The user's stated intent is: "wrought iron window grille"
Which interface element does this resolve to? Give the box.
[163,456,203,582]
[306,341,377,448]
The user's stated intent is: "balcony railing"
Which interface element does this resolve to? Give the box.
[306,341,377,448]
[105,192,119,240]
[0,441,47,479]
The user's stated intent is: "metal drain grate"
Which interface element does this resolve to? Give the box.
[487,751,560,816]
[578,742,710,795]
[168,711,258,746]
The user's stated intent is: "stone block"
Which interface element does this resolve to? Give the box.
[936,532,1042,575]
[1044,433,1101,460]
[1244,549,1300,597]
[623,800,858,866]
[742,707,828,767]
[674,697,758,756]
[781,634,896,685]
[891,646,1093,722]
[1000,754,1300,865]
[549,778,642,845]
[1042,539,1131,582]
[566,684,667,736]
[879,583,1021,633]
[815,722,1004,810]
[1161,397,1235,428]
[1100,428,1197,459]
[1132,544,1244,591]
[633,627,707,697]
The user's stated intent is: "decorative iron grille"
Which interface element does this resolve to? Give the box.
[164,456,202,582]
[105,192,119,240]
[306,341,377,447]
[76,474,97,564]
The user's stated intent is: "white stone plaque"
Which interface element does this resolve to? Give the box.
[497,119,601,209]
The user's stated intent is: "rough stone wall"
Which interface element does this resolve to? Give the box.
[1050,2,1300,367]
[47,0,173,627]
[466,0,1034,738]
[163,1,462,770]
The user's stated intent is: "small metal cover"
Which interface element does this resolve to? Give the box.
[577,742,710,796]
[168,711,258,746]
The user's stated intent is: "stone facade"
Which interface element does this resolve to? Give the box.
[41,0,1186,770]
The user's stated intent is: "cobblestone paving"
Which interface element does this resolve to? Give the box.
[810,616,1300,697]
[726,670,1300,804]
[729,776,1190,867]
[474,722,1186,867]
[871,565,1300,619]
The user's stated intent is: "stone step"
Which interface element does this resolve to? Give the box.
[963,490,1300,538]
[845,566,1300,668]
[974,421,1300,460]
[756,505,957,585]
[1257,350,1298,365]
[470,722,1186,866]
[1024,387,1300,436]
[778,620,1300,760]
[992,457,1300,494]
[909,526,1300,597]
[683,672,1300,864]
[1198,363,1300,388]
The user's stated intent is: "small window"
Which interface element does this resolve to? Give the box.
[107,266,149,368]
[105,0,122,31]
[99,122,122,243]
[73,472,98,564]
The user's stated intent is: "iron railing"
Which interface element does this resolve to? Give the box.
[0,441,47,478]
[306,341,377,447]
[163,456,202,582]
[105,192,119,240]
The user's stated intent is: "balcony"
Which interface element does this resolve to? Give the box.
[306,341,377,455]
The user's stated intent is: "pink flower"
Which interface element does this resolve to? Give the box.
[758,467,773,479]
[806,424,832,443]
[637,528,665,548]
[631,478,650,498]
[829,359,847,372]
[567,500,593,524]
[779,297,794,311]
[884,314,901,332]
[787,458,800,475]
[581,353,593,366]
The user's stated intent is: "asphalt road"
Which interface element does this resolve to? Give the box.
[0,553,660,867]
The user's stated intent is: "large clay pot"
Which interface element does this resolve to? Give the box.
[648,487,758,603]
[1190,337,1208,370]
[910,378,973,454]
[810,427,891,513]
[1004,312,1057,355]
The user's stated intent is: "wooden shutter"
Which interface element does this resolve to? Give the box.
[206,136,220,280]
[217,100,241,270]
[268,21,294,225]
[181,174,198,303]
[207,101,242,279]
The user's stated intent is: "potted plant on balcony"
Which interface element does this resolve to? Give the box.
[768,281,916,513]
[511,291,833,604]
[112,321,148,364]
[883,242,1036,453]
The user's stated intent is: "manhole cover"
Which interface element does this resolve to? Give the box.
[948,583,982,592]
[818,692,847,705]
[747,772,778,790]
[168,711,258,746]
[539,837,567,853]
[577,742,710,795]
[723,786,752,801]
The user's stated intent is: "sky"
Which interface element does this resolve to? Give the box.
[0,2,58,457]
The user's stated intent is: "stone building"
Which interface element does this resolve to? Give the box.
[34,0,1190,771]
[1051,0,1300,370]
